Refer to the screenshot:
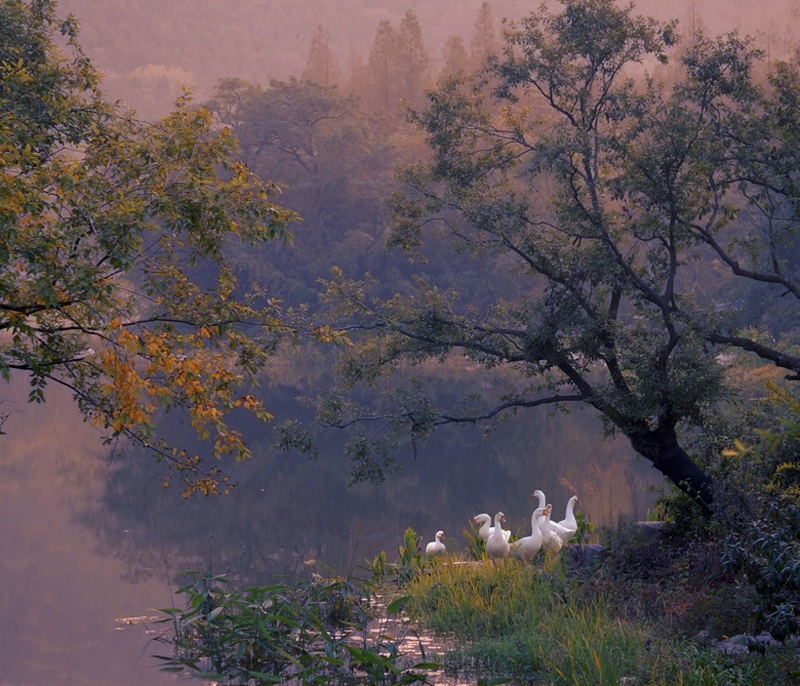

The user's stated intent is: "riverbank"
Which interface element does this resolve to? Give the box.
[369,521,800,685]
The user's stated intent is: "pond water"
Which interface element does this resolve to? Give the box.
[0,371,665,685]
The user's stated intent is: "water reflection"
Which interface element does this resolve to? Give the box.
[0,375,177,686]
[1,372,664,685]
[82,379,664,581]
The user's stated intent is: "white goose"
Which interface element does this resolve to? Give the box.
[534,490,578,544]
[554,495,579,543]
[540,504,563,552]
[533,490,549,536]
[425,530,446,556]
[473,513,511,542]
[485,512,511,559]
[510,506,545,561]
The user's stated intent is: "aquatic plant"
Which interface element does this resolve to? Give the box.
[155,570,436,685]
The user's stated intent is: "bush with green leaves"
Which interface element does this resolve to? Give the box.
[713,385,800,640]
[156,571,435,685]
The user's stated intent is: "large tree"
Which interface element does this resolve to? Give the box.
[0,0,331,495]
[310,0,800,512]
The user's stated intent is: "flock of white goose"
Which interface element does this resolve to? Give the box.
[424,490,579,561]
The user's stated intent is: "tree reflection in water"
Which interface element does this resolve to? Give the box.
[79,380,664,587]
[0,370,663,684]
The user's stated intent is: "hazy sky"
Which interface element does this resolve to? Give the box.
[56,0,800,118]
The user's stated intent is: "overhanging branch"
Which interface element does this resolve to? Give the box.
[707,332,800,380]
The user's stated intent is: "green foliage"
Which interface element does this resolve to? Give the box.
[156,571,435,685]
[463,523,487,561]
[364,527,428,584]
[666,645,757,686]
[397,527,425,575]
[549,602,644,686]
[717,385,800,640]
[405,558,559,637]
[0,0,338,495]
[573,508,595,544]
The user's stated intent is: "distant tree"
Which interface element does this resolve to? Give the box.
[301,24,343,88]
[470,1,497,69]
[439,35,470,81]
[0,0,330,495]
[199,76,262,132]
[361,12,430,112]
[395,9,430,109]
[309,0,800,513]
[345,49,369,102]
[208,78,362,206]
[365,19,398,111]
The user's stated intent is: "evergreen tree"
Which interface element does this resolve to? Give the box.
[345,48,368,102]
[301,24,342,88]
[396,9,430,109]
[470,1,497,69]
[366,19,397,111]
[439,35,470,80]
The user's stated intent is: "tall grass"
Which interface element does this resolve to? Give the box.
[548,601,644,686]
[406,560,554,636]
[404,558,649,685]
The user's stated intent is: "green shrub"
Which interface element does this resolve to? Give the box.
[156,571,436,685]
[716,385,800,640]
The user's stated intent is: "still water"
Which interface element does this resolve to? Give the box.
[0,372,664,685]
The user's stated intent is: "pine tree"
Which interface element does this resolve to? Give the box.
[366,19,397,111]
[439,35,470,81]
[470,1,497,69]
[301,24,342,88]
[345,48,369,102]
[396,10,430,108]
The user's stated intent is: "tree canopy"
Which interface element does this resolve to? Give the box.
[0,0,334,495]
[308,0,800,512]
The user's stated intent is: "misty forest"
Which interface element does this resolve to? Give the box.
[4,0,800,684]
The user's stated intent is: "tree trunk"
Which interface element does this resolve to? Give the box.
[628,426,714,514]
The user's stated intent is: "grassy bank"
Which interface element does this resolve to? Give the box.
[156,522,800,684]
[375,524,800,685]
